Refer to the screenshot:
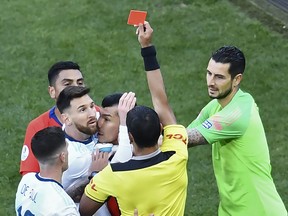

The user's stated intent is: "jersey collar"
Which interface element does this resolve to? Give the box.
[49,106,62,126]
[132,149,161,160]
[64,132,95,145]
[35,173,63,188]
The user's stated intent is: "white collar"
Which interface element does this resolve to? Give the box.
[132,149,161,160]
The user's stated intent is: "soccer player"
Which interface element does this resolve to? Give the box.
[79,22,188,216]
[15,126,79,215]
[56,86,103,197]
[186,45,288,215]
[19,61,93,176]
[97,92,134,163]
[97,92,136,216]
[57,86,135,216]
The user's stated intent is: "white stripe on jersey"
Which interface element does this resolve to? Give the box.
[15,172,79,215]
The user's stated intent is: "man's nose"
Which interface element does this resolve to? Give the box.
[97,118,103,128]
[88,107,96,117]
[208,76,215,86]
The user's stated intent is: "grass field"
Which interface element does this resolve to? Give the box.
[0,0,287,215]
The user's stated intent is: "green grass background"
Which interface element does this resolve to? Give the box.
[0,0,287,215]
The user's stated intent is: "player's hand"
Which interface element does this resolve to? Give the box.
[134,209,154,216]
[118,92,136,126]
[136,21,153,48]
[89,148,109,173]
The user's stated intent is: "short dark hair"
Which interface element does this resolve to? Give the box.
[101,93,123,108]
[212,46,245,79]
[101,92,137,108]
[48,61,81,86]
[56,86,90,113]
[31,127,66,163]
[126,106,161,148]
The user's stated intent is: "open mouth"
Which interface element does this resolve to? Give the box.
[88,119,97,125]
[97,132,103,136]
[209,86,217,90]
[209,88,218,92]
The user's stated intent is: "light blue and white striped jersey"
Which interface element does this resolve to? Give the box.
[15,172,79,216]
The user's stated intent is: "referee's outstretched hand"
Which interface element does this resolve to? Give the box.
[136,21,153,48]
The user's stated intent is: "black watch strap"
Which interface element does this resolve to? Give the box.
[88,171,98,180]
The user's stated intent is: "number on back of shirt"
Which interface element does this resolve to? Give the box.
[17,206,35,216]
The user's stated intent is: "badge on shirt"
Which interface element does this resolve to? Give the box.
[202,120,213,129]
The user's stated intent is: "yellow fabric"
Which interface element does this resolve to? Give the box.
[85,125,188,216]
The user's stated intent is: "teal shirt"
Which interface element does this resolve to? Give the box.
[188,89,287,216]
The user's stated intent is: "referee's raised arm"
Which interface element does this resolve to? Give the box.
[136,21,177,127]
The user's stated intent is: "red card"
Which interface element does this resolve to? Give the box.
[127,10,147,25]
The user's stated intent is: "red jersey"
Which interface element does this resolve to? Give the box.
[20,107,62,175]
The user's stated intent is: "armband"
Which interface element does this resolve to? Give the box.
[141,46,160,71]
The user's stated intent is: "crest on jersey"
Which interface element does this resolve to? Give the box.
[21,145,29,161]
[202,120,213,129]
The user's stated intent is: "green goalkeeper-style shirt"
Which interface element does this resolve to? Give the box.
[188,89,287,216]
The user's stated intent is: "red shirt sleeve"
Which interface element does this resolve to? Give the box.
[19,110,61,175]
[20,121,40,175]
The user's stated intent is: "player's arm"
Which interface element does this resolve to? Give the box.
[187,128,209,147]
[65,177,90,203]
[79,194,103,216]
[137,22,176,127]
[111,92,135,163]
[65,150,109,202]
[20,122,40,175]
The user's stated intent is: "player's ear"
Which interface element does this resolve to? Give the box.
[59,151,67,165]
[48,86,56,99]
[60,142,68,165]
[128,132,135,144]
[157,123,164,147]
[61,113,72,126]
[160,123,163,135]
[233,74,242,87]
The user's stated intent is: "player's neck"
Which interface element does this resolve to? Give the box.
[218,87,239,108]
[39,168,63,184]
[65,126,91,141]
[133,145,159,156]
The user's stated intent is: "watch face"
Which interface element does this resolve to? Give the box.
[88,171,98,180]
[91,171,98,176]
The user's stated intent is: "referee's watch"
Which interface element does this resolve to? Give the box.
[88,171,98,180]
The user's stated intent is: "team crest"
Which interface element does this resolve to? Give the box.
[21,145,29,161]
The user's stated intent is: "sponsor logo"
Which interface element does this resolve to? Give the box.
[166,133,187,145]
[21,145,29,161]
[202,120,212,129]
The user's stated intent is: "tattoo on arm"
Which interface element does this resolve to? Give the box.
[65,178,90,203]
[187,128,208,147]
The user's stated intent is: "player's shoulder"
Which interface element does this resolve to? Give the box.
[235,89,254,102]
[39,181,76,208]
[27,107,61,129]
[21,172,36,180]
[18,172,37,187]
[28,109,51,126]
[230,90,255,111]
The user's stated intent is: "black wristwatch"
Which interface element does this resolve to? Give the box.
[88,171,98,180]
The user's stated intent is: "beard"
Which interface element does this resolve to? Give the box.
[74,121,97,135]
[209,84,233,99]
